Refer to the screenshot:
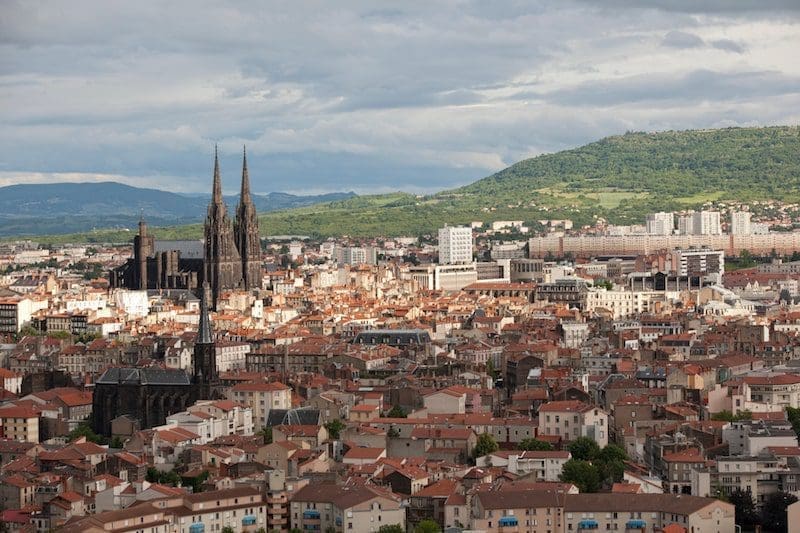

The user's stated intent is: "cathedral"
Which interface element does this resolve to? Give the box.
[92,284,223,435]
[110,147,262,307]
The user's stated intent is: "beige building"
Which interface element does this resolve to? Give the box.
[466,490,734,533]
[291,482,404,532]
[423,388,467,414]
[537,400,609,447]
[229,381,291,430]
[68,486,268,533]
[0,406,40,443]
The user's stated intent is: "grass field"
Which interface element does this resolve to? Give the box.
[673,191,725,205]
[536,187,650,208]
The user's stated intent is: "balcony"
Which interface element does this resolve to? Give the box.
[626,520,646,530]
[303,510,321,520]
[498,516,519,531]
[578,519,599,530]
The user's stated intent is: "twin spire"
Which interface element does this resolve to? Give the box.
[211,144,251,205]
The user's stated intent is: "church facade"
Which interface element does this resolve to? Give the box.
[110,148,262,307]
[92,284,223,435]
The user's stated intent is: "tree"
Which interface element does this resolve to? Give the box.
[387,405,407,418]
[568,437,600,461]
[473,433,499,458]
[378,525,405,533]
[221,527,235,533]
[711,410,752,422]
[727,488,760,529]
[260,426,273,444]
[787,406,800,439]
[761,491,798,533]
[519,438,553,451]
[109,436,124,449]
[68,422,107,445]
[597,444,627,464]
[414,519,441,533]
[560,459,601,493]
[324,419,345,440]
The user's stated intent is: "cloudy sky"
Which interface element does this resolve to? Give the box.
[1,1,799,195]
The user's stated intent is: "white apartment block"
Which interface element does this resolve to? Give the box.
[646,212,674,235]
[730,211,752,235]
[215,341,251,372]
[692,211,722,235]
[438,225,473,265]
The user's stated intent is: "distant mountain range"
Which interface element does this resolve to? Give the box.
[0,182,355,236]
[7,125,800,242]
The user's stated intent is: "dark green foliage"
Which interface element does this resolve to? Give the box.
[473,433,500,458]
[181,470,210,493]
[387,405,407,418]
[560,459,601,493]
[324,419,345,440]
[727,488,761,528]
[378,525,405,533]
[260,426,273,444]
[711,410,752,422]
[68,422,107,445]
[146,467,182,487]
[414,519,441,533]
[786,407,800,439]
[761,491,798,533]
[519,438,554,451]
[568,437,601,461]
[221,527,235,533]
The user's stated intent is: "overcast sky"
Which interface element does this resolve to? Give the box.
[1,1,799,195]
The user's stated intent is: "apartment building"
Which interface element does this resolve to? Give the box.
[229,381,292,431]
[537,400,609,447]
[438,225,473,265]
[290,482,404,532]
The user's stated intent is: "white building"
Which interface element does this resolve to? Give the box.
[730,211,752,235]
[646,212,674,235]
[692,210,722,235]
[215,341,251,372]
[335,246,377,265]
[438,225,473,265]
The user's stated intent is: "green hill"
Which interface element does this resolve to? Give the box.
[21,125,800,243]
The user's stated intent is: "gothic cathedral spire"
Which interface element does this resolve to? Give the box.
[234,145,262,290]
[204,146,242,308]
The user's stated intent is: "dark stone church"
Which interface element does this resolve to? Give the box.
[109,147,262,307]
[96,147,263,435]
[92,284,224,435]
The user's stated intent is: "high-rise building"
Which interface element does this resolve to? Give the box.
[646,212,674,235]
[335,246,377,265]
[730,211,752,235]
[691,211,722,235]
[677,214,694,235]
[438,225,473,265]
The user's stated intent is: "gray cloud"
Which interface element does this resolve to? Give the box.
[0,1,797,193]
[662,31,706,49]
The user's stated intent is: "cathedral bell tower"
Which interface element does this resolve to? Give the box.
[204,146,243,307]
[233,146,262,290]
[193,282,220,399]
